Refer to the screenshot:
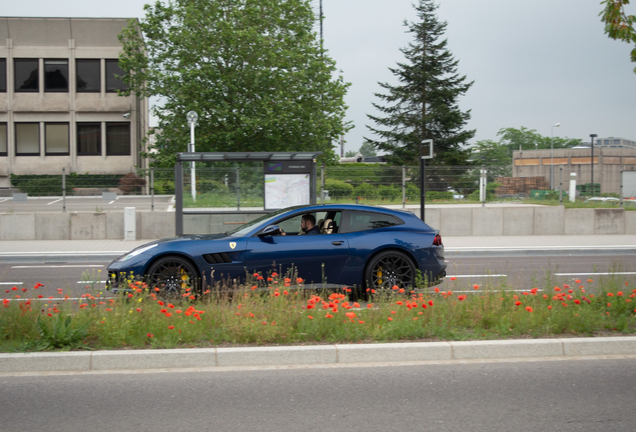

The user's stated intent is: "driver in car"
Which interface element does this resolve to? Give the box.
[280,213,321,236]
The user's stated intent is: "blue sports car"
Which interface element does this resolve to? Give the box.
[106,204,446,295]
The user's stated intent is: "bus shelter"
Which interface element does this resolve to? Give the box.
[174,152,321,236]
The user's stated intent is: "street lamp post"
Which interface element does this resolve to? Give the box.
[590,134,597,197]
[186,111,198,202]
[550,123,560,190]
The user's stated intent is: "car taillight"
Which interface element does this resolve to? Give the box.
[433,234,442,246]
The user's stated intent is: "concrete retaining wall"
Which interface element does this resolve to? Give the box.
[0,208,635,240]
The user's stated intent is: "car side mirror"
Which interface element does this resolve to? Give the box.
[258,225,281,237]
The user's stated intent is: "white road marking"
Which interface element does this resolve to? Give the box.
[108,200,115,204]
[77,281,107,284]
[0,297,111,302]
[448,274,507,278]
[0,198,11,203]
[11,265,105,269]
[554,272,636,276]
[0,282,24,285]
[47,198,62,205]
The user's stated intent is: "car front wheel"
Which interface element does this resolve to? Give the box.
[146,256,198,298]
[364,250,415,290]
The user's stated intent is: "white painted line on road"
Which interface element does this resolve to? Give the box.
[108,200,116,204]
[448,274,507,278]
[0,297,111,302]
[47,198,62,205]
[11,264,105,269]
[0,282,24,285]
[0,198,10,203]
[77,281,106,284]
[0,251,128,256]
[554,272,636,276]
[447,245,636,251]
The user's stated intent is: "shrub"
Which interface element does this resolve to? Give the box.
[325,179,353,199]
[354,182,376,199]
[119,173,147,195]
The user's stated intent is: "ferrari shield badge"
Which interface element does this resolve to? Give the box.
[229,242,237,250]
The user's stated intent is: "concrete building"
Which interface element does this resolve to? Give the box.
[0,17,149,188]
[513,147,636,195]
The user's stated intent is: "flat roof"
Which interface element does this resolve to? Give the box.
[177,152,322,162]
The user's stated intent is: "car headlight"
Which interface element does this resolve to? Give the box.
[118,244,159,261]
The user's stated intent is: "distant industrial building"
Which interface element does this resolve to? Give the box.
[513,147,636,195]
[0,17,149,188]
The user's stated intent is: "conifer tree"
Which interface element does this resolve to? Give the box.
[365,0,474,166]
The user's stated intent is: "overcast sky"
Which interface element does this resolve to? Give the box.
[4,0,636,154]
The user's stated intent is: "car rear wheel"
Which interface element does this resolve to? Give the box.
[364,250,415,290]
[147,256,198,298]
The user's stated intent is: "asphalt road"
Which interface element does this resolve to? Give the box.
[0,195,173,213]
[1,255,634,299]
[1,358,634,432]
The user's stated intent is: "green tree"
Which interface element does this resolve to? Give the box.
[118,0,351,167]
[601,0,636,73]
[344,150,356,157]
[358,142,377,157]
[365,0,475,166]
[497,127,582,155]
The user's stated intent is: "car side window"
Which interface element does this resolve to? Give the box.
[341,211,403,233]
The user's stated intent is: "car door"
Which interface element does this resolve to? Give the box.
[245,231,349,286]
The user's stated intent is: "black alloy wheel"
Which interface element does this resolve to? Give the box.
[364,250,415,290]
[146,256,198,298]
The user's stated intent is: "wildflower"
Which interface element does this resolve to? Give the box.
[548,305,552,310]
[428,300,434,306]
[251,285,257,290]
[608,293,614,297]
[274,292,280,297]
[554,287,561,292]
[168,325,175,330]
[522,292,529,296]
[575,279,581,284]
[147,333,154,338]
[617,291,624,297]
[607,303,612,307]
[136,308,142,312]
[396,301,404,306]
[271,272,279,277]
[450,277,456,281]
[515,301,522,306]
[543,294,549,299]
[392,285,399,290]
[353,302,361,308]
[158,301,164,306]
[165,312,173,317]
[398,288,405,294]
[10,287,17,291]
[358,320,365,324]
[297,278,304,284]
[346,312,357,319]
[367,304,373,309]
[574,299,581,305]
[473,284,479,290]
[21,288,27,292]
[458,295,467,301]
[160,308,167,313]
[587,279,593,283]
[325,313,333,318]
[434,287,440,293]
[387,317,393,321]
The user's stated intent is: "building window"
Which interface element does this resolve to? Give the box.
[15,123,40,155]
[14,59,39,92]
[76,59,100,92]
[106,59,129,92]
[0,59,6,92]
[77,123,101,155]
[106,123,130,155]
[45,123,69,155]
[0,123,7,155]
[44,59,69,92]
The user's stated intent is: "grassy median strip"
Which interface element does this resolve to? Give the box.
[1,272,636,352]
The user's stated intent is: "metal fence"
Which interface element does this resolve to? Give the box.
[7,163,631,206]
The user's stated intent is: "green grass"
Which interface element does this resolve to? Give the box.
[2,272,635,352]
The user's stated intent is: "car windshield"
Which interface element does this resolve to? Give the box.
[227,206,305,237]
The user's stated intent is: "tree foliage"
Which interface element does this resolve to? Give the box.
[601,0,636,73]
[497,127,582,154]
[358,142,377,157]
[365,0,475,167]
[118,0,351,166]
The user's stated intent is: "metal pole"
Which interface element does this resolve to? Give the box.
[590,134,597,198]
[236,165,240,211]
[175,162,184,236]
[62,168,66,213]
[321,164,325,204]
[620,165,624,208]
[550,130,554,190]
[150,167,154,212]
[420,145,425,222]
[311,159,317,205]
[559,166,563,205]
[190,122,196,202]
[481,165,486,207]
[402,165,406,209]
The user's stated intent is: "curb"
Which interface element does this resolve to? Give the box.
[2,246,635,264]
[1,337,636,374]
